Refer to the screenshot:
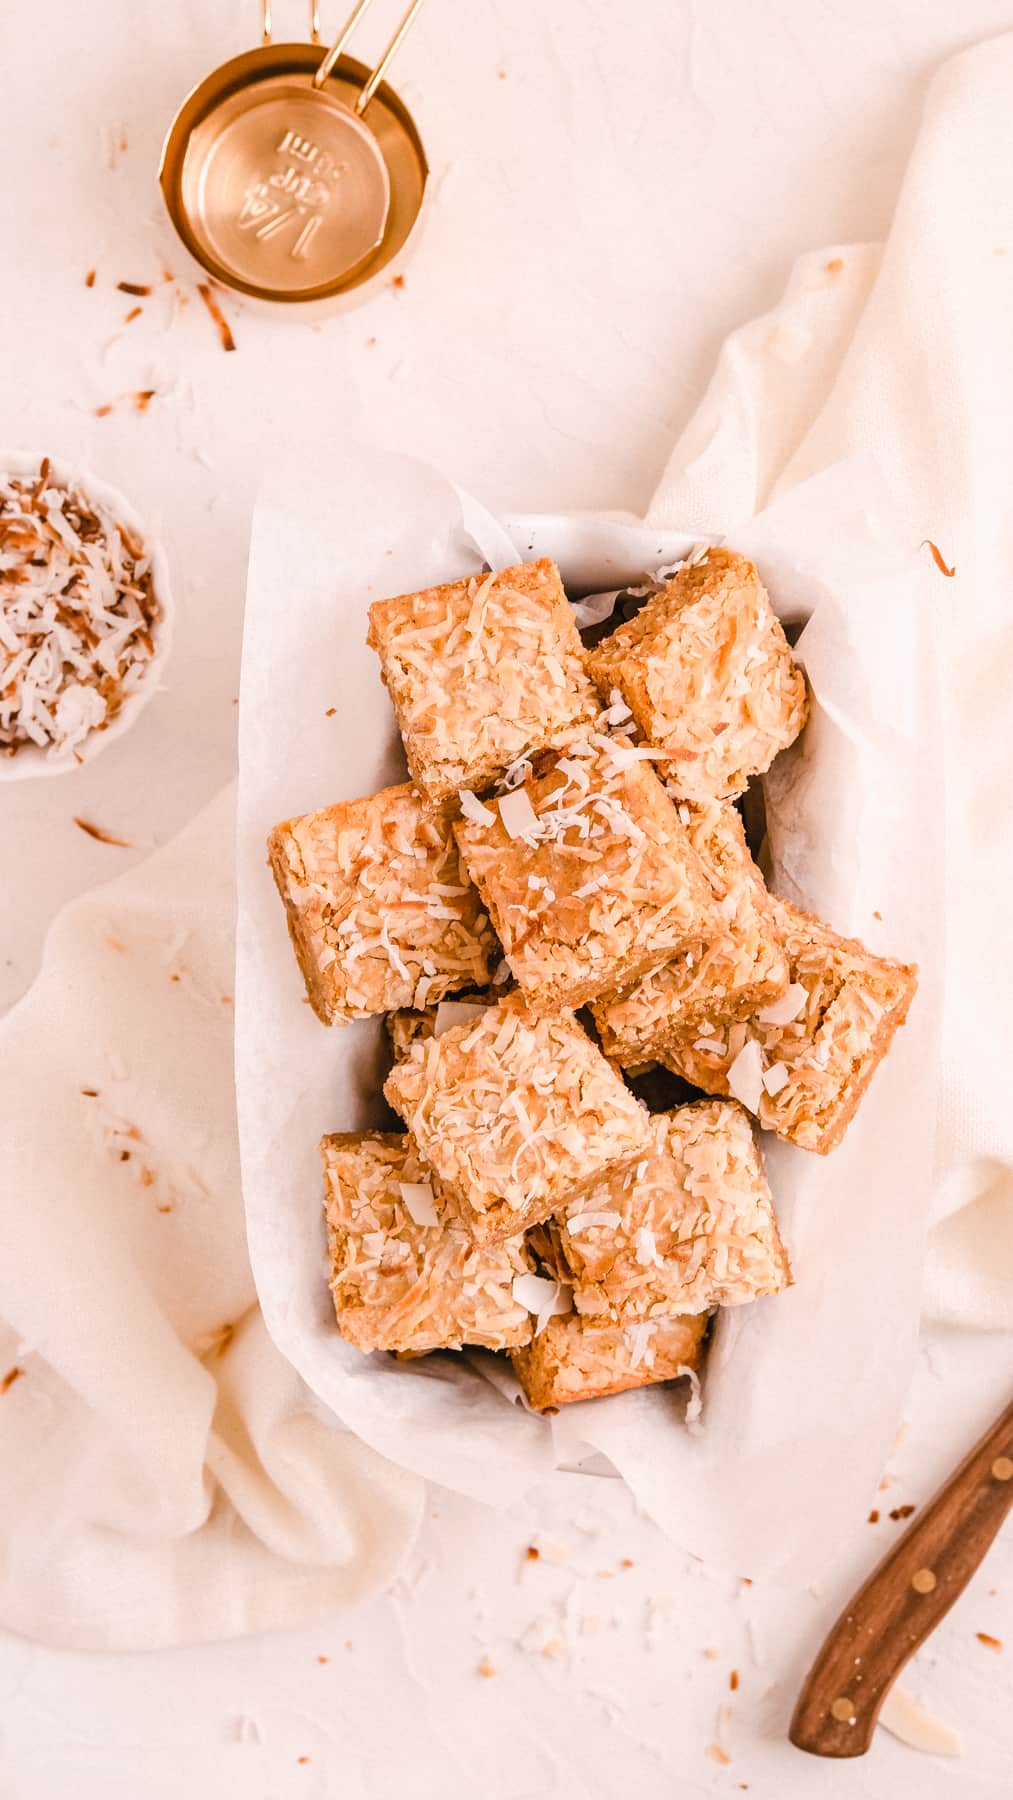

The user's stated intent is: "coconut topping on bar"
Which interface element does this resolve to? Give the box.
[511,1307,708,1410]
[268,784,498,1025]
[586,548,808,802]
[322,1132,533,1354]
[383,994,651,1240]
[591,800,789,1066]
[662,897,918,1154]
[366,559,599,800]
[555,1101,790,1324]
[454,734,720,1012]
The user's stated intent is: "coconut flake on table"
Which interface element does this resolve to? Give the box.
[0,461,159,760]
[878,1686,962,1757]
[399,1180,440,1226]
[727,1039,765,1114]
[512,1271,573,1336]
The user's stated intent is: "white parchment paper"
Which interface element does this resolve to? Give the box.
[236,444,941,1579]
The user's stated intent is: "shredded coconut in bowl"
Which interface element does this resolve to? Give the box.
[0,456,162,765]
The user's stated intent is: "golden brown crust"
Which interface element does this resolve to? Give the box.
[383,992,651,1243]
[453,734,720,1013]
[267,783,497,1024]
[662,897,918,1154]
[321,1131,533,1353]
[586,548,808,802]
[556,1100,790,1324]
[511,1308,708,1409]
[366,559,598,801]
[591,800,789,1065]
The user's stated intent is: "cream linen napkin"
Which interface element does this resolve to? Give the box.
[652,33,1013,1335]
[0,789,423,1651]
[3,30,1012,1652]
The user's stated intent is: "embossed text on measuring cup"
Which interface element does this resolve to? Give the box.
[238,129,347,260]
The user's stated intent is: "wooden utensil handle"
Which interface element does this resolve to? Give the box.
[790,1398,1013,1758]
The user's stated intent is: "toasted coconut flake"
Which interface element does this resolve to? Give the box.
[727,1039,765,1114]
[878,1686,961,1757]
[567,1210,623,1233]
[920,540,956,579]
[74,817,133,847]
[512,1271,573,1335]
[498,786,540,840]
[757,982,807,1025]
[197,282,237,352]
[459,789,496,827]
[399,1180,439,1226]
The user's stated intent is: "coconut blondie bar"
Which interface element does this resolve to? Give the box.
[556,1100,790,1324]
[511,1307,708,1410]
[591,800,789,1067]
[268,783,497,1024]
[366,558,598,801]
[322,1132,533,1354]
[586,548,808,801]
[383,993,651,1243]
[453,734,720,1013]
[662,897,918,1154]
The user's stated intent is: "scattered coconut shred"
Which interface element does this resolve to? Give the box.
[0,459,159,760]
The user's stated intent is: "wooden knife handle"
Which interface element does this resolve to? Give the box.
[790,1397,1013,1758]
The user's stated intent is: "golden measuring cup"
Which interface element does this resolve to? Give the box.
[160,0,427,304]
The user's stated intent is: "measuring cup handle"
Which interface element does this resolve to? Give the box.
[262,2,322,44]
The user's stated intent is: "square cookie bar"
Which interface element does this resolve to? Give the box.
[511,1308,708,1410]
[366,559,598,801]
[586,548,808,801]
[556,1100,790,1325]
[453,735,719,1013]
[321,1133,533,1354]
[268,782,497,1024]
[591,800,789,1067]
[662,898,918,1154]
[383,994,651,1243]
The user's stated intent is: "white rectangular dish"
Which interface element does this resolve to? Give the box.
[235,444,941,1579]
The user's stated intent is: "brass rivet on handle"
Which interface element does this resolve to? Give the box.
[991,1456,1013,1482]
[830,1698,856,1724]
[911,1568,937,1594]
[160,0,428,304]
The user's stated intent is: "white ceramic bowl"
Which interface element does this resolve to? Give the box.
[0,451,174,781]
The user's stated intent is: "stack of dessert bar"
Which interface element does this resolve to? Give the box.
[268,549,916,1412]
